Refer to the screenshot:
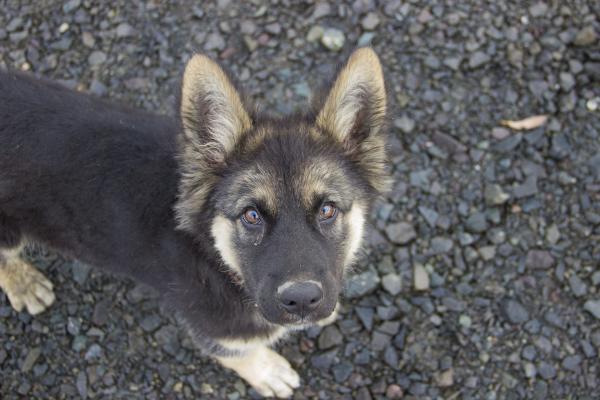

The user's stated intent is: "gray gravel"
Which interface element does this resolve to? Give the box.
[1,0,600,399]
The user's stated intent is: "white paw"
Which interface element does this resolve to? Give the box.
[218,346,300,398]
[0,261,55,315]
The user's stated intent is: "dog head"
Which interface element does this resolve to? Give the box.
[175,48,389,327]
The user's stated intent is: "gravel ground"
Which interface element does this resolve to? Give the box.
[1,1,600,399]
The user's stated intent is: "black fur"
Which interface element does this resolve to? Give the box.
[0,71,279,353]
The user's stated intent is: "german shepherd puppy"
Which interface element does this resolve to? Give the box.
[0,48,388,398]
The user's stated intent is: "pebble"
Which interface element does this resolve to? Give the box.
[484,184,510,205]
[321,28,345,51]
[381,273,402,296]
[583,300,600,320]
[413,264,430,291]
[431,237,453,254]
[306,25,324,42]
[21,347,41,373]
[204,32,226,51]
[574,26,598,46]
[435,368,454,387]
[116,23,135,38]
[465,212,488,233]
[361,13,380,30]
[318,325,343,350]
[502,299,529,324]
[569,274,587,297]
[528,2,548,17]
[525,250,555,269]
[537,361,556,380]
[385,384,403,399]
[394,116,415,134]
[385,222,416,245]
[469,51,490,69]
[88,51,107,66]
[345,269,380,298]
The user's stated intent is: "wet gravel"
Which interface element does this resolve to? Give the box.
[1,0,600,399]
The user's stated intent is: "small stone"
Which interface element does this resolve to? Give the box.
[357,32,376,46]
[443,56,462,71]
[413,264,430,291]
[173,381,183,393]
[502,299,529,324]
[88,51,106,66]
[528,2,548,17]
[545,224,560,244]
[306,26,324,42]
[491,127,510,140]
[431,237,453,254]
[76,371,88,399]
[537,361,556,380]
[385,384,403,399]
[562,355,582,372]
[484,184,510,205]
[478,246,496,261]
[318,325,343,350]
[587,97,600,112]
[469,51,490,69]
[204,33,226,51]
[459,315,472,328]
[418,206,439,227]
[116,23,135,38]
[513,176,538,198]
[574,26,598,47]
[383,346,398,368]
[311,2,331,19]
[321,28,345,52]
[62,0,81,12]
[81,32,95,48]
[345,269,380,298]
[361,12,380,30]
[84,344,102,361]
[525,250,555,269]
[140,315,162,332]
[569,274,587,297]
[394,116,415,133]
[67,317,81,336]
[435,368,454,387]
[381,274,402,296]
[465,212,488,233]
[559,72,575,92]
[21,347,41,372]
[524,362,537,378]
[332,361,353,382]
[355,307,374,331]
[385,222,416,245]
[584,300,600,320]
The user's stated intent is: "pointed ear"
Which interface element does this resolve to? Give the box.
[176,55,252,232]
[180,54,252,163]
[316,48,390,193]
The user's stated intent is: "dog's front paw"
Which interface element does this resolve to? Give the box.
[217,346,300,398]
[0,260,55,315]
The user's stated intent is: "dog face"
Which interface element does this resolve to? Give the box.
[175,48,389,327]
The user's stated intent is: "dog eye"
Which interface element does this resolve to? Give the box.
[241,208,262,225]
[319,203,338,222]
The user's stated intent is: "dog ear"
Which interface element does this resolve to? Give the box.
[180,54,252,164]
[176,55,252,232]
[315,48,390,193]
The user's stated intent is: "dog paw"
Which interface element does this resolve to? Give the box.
[0,261,55,315]
[218,346,300,398]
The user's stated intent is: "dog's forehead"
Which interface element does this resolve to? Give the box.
[224,130,353,214]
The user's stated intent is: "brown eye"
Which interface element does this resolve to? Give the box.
[319,203,338,222]
[242,208,262,225]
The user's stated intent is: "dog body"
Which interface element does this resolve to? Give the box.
[0,48,388,397]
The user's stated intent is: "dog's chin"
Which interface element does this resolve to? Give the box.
[258,305,337,329]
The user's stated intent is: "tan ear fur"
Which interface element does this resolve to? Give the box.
[180,54,252,162]
[316,47,386,143]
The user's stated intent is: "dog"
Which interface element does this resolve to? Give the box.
[0,47,389,398]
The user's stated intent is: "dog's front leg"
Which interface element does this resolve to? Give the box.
[216,345,300,398]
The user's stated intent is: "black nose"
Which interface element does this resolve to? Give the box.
[278,281,323,316]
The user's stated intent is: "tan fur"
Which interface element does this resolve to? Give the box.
[176,55,253,232]
[294,158,351,209]
[316,48,386,143]
[315,48,391,193]
[0,244,55,315]
[180,54,252,155]
[216,345,300,398]
[211,215,243,277]
[342,203,367,268]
